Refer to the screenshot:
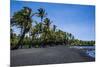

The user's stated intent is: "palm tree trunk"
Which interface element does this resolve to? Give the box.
[12,29,26,49]
[18,30,26,48]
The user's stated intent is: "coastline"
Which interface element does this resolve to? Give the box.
[11,45,95,66]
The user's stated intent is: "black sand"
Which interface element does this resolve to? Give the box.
[11,45,95,66]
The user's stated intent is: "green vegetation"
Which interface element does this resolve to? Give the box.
[10,7,95,50]
[70,39,95,46]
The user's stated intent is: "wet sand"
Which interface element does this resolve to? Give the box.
[11,45,95,66]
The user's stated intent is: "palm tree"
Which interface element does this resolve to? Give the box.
[43,18,52,29]
[42,18,52,46]
[53,25,57,32]
[11,7,34,49]
[37,8,47,22]
[30,27,36,47]
[50,25,57,45]
[30,21,44,47]
[67,33,74,45]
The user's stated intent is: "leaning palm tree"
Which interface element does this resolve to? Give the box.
[11,7,34,49]
[37,8,47,22]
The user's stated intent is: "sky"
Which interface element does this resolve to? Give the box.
[11,0,95,41]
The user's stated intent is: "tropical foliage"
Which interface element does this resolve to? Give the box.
[10,7,95,50]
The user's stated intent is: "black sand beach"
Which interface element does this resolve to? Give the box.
[11,45,95,66]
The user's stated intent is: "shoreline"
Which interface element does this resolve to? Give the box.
[11,45,95,66]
